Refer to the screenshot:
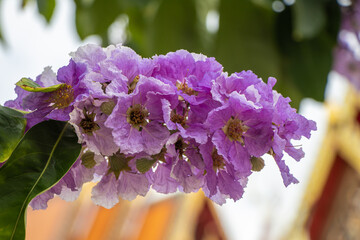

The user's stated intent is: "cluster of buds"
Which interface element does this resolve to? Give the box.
[5,44,316,208]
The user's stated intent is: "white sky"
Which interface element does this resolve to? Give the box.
[0,0,331,239]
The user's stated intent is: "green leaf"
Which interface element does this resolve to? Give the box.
[136,158,156,173]
[0,12,4,43]
[0,120,81,240]
[21,0,30,8]
[214,0,280,80]
[275,5,339,106]
[125,7,151,57]
[0,106,26,163]
[283,37,332,103]
[292,0,326,40]
[150,0,201,54]
[16,78,65,93]
[74,0,122,45]
[37,0,56,23]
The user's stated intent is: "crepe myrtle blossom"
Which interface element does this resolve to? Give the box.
[105,75,177,155]
[199,140,248,205]
[5,44,317,208]
[4,60,88,129]
[91,153,151,208]
[69,97,119,156]
[205,92,273,175]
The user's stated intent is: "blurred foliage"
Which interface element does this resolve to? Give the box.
[5,0,341,107]
[36,0,56,23]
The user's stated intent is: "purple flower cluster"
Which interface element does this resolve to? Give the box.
[5,44,316,208]
[333,1,360,89]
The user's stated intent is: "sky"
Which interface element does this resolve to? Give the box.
[0,0,335,239]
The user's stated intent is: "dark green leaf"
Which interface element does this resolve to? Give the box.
[0,0,4,43]
[136,158,156,173]
[21,0,30,8]
[275,5,339,106]
[150,0,201,54]
[0,120,81,240]
[74,0,122,45]
[16,77,65,93]
[293,0,326,40]
[214,0,280,80]
[0,29,3,43]
[121,0,151,8]
[283,37,332,104]
[125,7,151,56]
[37,0,56,23]
[0,106,26,163]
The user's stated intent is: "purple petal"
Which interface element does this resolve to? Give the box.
[92,174,119,209]
[117,172,150,200]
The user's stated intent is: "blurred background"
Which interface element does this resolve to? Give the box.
[1,0,360,239]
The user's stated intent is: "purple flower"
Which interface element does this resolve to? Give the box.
[211,71,275,110]
[105,76,176,155]
[7,44,318,208]
[199,140,246,203]
[206,92,273,174]
[211,71,262,103]
[70,98,119,156]
[270,92,316,186]
[21,61,87,128]
[153,133,204,194]
[91,174,119,208]
[151,163,179,194]
[117,171,150,200]
[152,50,222,105]
[161,99,210,144]
[99,45,156,97]
[70,44,107,72]
[333,46,360,90]
[91,152,151,208]
[271,132,299,186]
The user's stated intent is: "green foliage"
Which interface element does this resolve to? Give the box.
[16,77,65,93]
[150,0,201,54]
[0,120,81,240]
[4,0,342,107]
[0,25,3,43]
[37,0,56,23]
[293,0,326,40]
[214,0,280,81]
[275,2,339,106]
[0,106,26,163]
[74,0,123,45]
[0,0,3,44]
[72,0,340,107]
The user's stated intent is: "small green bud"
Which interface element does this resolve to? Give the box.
[100,100,116,115]
[136,158,157,173]
[250,156,265,172]
[81,151,96,169]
